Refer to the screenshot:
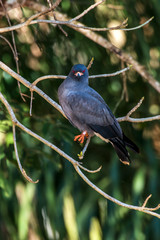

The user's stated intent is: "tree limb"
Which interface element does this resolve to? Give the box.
[0,83,160,220]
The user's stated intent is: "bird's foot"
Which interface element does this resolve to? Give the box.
[74,131,89,144]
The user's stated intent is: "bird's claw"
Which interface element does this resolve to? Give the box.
[74,131,89,144]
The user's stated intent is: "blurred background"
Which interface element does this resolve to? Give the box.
[0,0,160,239]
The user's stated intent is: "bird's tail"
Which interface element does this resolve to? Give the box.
[110,134,139,165]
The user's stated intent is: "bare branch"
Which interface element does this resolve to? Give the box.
[13,124,39,183]
[117,97,160,123]
[126,97,144,117]
[46,0,68,36]
[74,165,160,219]
[1,61,159,124]
[87,57,94,70]
[119,16,154,31]
[0,35,16,57]
[142,194,152,208]
[0,2,158,94]
[78,137,91,160]
[89,66,131,79]
[1,63,160,219]
[0,0,26,101]
[78,164,102,174]
[0,10,153,33]
[118,115,160,123]
[47,11,159,94]
[1,89,160,219]
[0,90,98,177]
[30,65,131,87]
[69,0,105,23]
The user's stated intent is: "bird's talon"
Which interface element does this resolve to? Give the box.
[74,131,88,144]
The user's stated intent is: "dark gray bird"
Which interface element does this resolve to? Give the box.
[58,64,139,165]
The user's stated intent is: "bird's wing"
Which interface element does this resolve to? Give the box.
[65,91,122,139]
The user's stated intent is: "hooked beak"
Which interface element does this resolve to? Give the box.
[74,71,84,77]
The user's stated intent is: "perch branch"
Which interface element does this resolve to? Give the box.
[1,63,160,219]
[78,137,91,160]
[0,61,160,124]
[0,91,100,177]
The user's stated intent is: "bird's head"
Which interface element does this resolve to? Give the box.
[69,64,89,83]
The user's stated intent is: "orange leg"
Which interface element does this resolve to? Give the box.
[74,131,89,144]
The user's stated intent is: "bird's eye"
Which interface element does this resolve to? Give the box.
[72,70,75,73]
[82,70,85,73]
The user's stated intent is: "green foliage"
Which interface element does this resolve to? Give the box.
[0,0,160,239]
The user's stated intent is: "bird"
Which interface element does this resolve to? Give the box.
[58,64,139,165]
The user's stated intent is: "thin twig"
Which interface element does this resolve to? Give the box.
[12,124,39,183]
[118,97,160,123]
[0,35,16,57]
[126,97,144,117]
[89,66,131,78]
[121,61,128,102]
[0,0,27,102]
[46,0,68,36]
[30,66,131,87]
[0,16,153,33]
[78,164,102,173]
[87,57,94,70]
[142,194,152,208]
[69,0,105,23]
[78,137,91,160]
[30,90,34,116]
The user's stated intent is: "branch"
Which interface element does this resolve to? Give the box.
[74,165,160,219]
[118,97,160,123]
[30,65,131,87]
[13,124,39,183]
[1,3,158,93]
[0,61,160,124]
[0,0,153,34]
[47,10,159,94]
[0,91,99,177]
[68,0,105,23]
[0,17,152,33]
[1,62,160,219]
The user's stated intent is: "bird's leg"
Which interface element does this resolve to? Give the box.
[78,136,91,160]
[74,131,89,144]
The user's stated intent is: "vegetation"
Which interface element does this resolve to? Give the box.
[0,0,160,239]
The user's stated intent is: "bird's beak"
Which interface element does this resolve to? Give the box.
[75,72,84,77]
